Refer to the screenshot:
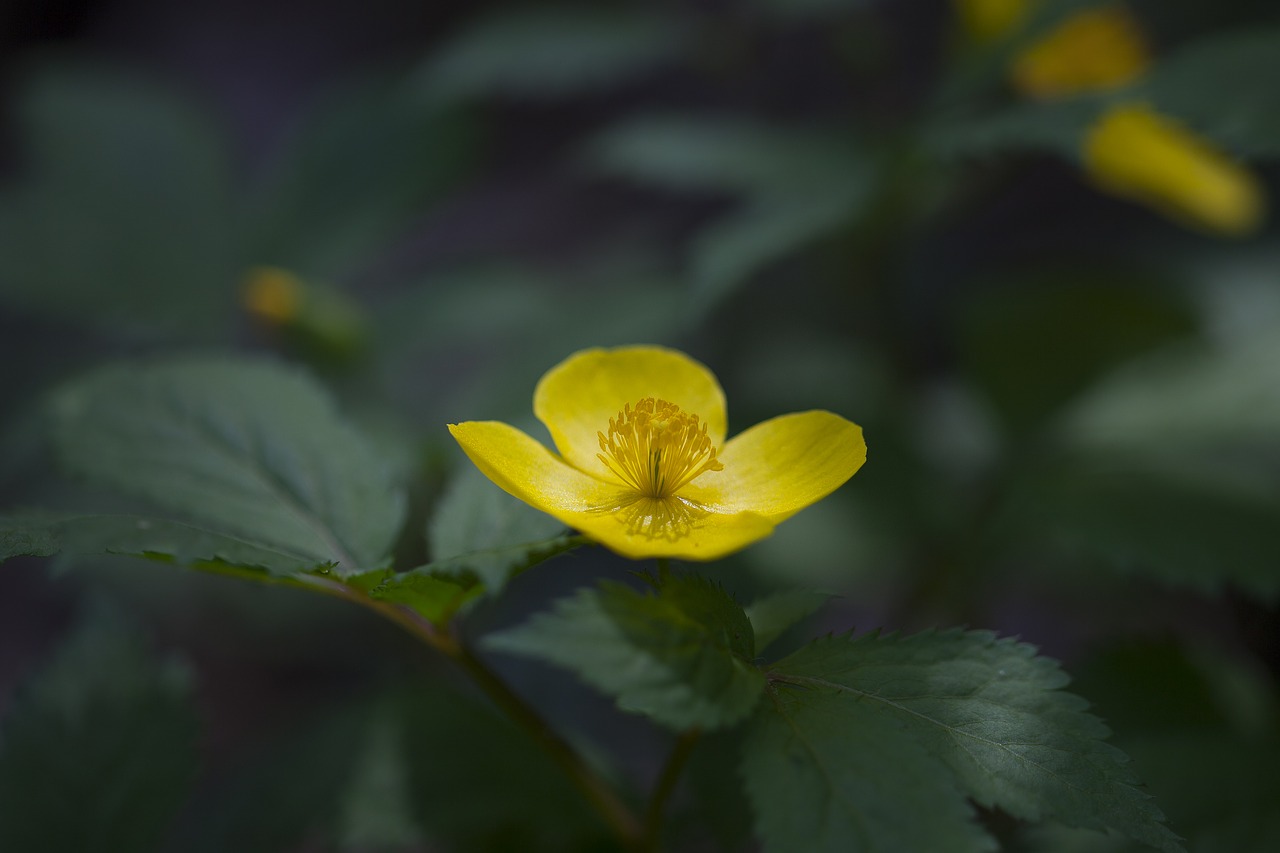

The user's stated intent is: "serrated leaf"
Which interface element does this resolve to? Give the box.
[743,690,994,853]
[367,570,482,625]
[0,61,236,337]
[49,357,405,577]
[766,629,1182,852]
[746,589,831,654]
[485,576,764,730]
[417,8,683,103]
[428,462,573,591]
[1,513,330,577]
[0,606,199,852]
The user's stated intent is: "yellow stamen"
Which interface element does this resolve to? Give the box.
[596,398,724,499]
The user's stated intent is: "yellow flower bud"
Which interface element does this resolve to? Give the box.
[242,266,304,324]
[955,0,1031,43]
[1012,7,1150,98]
[1083,103,1265,237]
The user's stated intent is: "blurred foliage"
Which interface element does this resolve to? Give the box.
[2,0,1280,849]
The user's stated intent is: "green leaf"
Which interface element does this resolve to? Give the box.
[49,357,406,577]
[485,575,765,730]
[1,513,330,577]
[743,690,994,853]
[926,97,1103,162]
[1136,28,1280,159]
[367,570,482,625]
[763,629,1182,851]
[428,463,574,591]
[0,61,236,338]
[746,589,831,654]
[417,8,683,103]
[0,605,199,852]
[246,76,478,279]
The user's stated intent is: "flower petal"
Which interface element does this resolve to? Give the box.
[551,499,777,561]
[681,411,865,522]
[448,421,622,513]
[448,421,775,560]
[533,346,728,478]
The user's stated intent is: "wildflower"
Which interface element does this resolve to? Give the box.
[1083,103,1264,237]
[1011,6,1149,98]
[448,346,866,560]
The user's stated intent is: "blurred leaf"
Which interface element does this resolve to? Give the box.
[50,357,406,577]
[743,690,993,853]
[0,605,199,852]
[746,588,831,654]
[1,513,328,577]
[0,61,237,337]
[417,7,684,103]
[486,575,764,730]
[958,276,1198,433]
[758,629,1182,852]
[926,97,1103,162]
[1136,28,1280,158]
[246,77,478,278]
[427,463,572,591]
[335,707,424,850]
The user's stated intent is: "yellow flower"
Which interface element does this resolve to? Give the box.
[954,0,1030,43]
[448,346,866,561]
[243,265,304,324]
[1012,6,1149,98]
[1083,103,1264,237]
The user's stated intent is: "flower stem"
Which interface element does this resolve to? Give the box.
[642,728,701,851]
[303,575,645,849]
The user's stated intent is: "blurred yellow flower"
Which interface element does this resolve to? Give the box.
[449,346,866,560]
[243,266,304,324]
[955,0,1030,43]
[1083,103,1264,237]
[1012,6,1150,98]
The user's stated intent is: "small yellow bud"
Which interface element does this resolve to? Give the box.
[1012,7,1150,98]
[242,266,304,324]
[1083,103,1265,237]
[955,0,1031,43]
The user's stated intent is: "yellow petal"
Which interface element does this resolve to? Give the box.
[681,411,866,522]
[448,421,774,560]
[1083,103,1265,237]
[448,421,622,513]
[1012,7,1150,99]
[533,346,728,479]
[562,499,776,561]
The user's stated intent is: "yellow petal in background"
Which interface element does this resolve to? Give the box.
[534,346,727,477]
[954,0,1030,43]
[1083,103,1265,237]
[1011,7,1150,98]
[682,411,866,523]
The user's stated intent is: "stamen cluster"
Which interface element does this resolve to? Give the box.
[597,398,724,498]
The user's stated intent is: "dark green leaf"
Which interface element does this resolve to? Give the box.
[428,463,574,591]
[50,357,405,577]
[367,570,482,625]
[743,690,994,853]
[0,606,199,852]
[485,576,764,730]
[247,77,478,278]
[1136,28,1280,158]
[746,589,831,654]
[417,8,683,102]
[765,629,1182,851]
[0,61,236,337]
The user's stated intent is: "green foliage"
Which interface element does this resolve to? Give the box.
[0,606,199,852]
[0,62,237,337]
[366,570,482,624]
[417,7,685,103]
[427,463,575,591]
[49,357,405,577]
[486,575,764,730]
[748,630,1182,853]
[745,588,831,654]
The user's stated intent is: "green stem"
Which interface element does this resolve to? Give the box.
[304,575,645,849]
[642,728,701,851]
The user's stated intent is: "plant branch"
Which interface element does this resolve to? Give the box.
[643,728,702,851]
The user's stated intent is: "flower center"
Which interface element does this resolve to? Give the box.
[596,398,724,499]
